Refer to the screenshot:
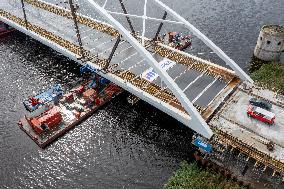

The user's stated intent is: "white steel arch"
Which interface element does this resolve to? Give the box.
[102,0,253,83]
[86,0,213,138]
[152,0,253,83]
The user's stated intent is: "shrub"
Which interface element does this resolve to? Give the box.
[164,161,246,189]
[251,62,284,94]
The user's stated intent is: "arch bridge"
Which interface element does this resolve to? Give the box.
[0,0,253,139]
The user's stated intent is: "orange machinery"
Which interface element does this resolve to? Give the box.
[29,106,62,134]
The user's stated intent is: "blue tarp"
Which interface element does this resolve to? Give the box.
[80,64,98,74]
[23,84,63,112]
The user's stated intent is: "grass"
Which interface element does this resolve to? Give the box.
[251,62,284,94]
[164,161,246,189]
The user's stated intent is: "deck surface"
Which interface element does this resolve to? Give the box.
[1,0,231,109]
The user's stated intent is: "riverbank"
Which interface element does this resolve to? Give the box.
[251,61,284,94]
[164,161,246,189]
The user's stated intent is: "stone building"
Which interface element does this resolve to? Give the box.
[254,25,284,62]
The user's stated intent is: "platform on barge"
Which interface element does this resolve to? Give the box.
[18,80,122,148]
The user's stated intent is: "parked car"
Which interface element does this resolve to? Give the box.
[247,105,275,125]
[249,98,272,111]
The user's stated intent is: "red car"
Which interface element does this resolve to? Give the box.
[247,105,275,125]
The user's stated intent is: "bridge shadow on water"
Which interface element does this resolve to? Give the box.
[5,31,196,159]
[109,93,196,160]
[0,31,198,188]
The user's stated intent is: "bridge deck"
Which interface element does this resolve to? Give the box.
[0,0,234,110]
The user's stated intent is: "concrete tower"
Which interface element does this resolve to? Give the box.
[254,25,284,61]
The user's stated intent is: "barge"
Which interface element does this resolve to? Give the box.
[18,75,122,148]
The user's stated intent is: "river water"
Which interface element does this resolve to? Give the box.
[0,0,283,188]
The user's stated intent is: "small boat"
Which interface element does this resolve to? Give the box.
[163,32,192,51]
[18,75,123,148]
[0,21,15,36]
[23,84,63,112]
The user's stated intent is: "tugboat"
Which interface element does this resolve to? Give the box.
[163,32,192,51]
[0,21,15,36]
[18,70,123,148]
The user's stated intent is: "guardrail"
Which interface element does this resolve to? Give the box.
[24,0,119,37]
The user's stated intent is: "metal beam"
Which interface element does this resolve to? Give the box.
[107,11,183,25]
[141,0,148,46]
[86,0,213,138]
[104,35,121,70]
[153,0,253,84]
[20,0,29,29]
[118,0,136,34]
[102,0,108,8]
[68,0,85,60]
[154,11,167,41]
[158,43,235,75]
